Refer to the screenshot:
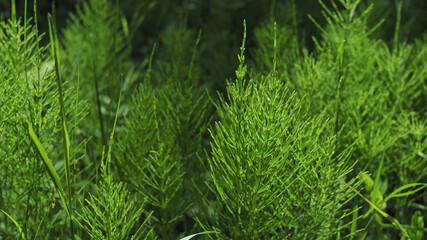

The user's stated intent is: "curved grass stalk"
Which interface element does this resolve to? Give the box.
[0,209,27,240]
[48,13,75,239]
[343,180,412,239]
[28,123,70,217]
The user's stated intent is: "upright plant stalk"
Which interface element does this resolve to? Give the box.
[103,0,121,140]
[393,0,402,53]
[144,43,157,83]
[47,14,75,240]
[105,0,121,125]
[11,0,16,21]
[92,60,107,147]
[273,21,277,76]
[13,0,49,236]
[188,29,202,80]
[236,20,247,82]
[22,0,32,236]
[334,39,345,151]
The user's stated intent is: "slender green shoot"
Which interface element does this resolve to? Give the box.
[11,0,16,21]
[188,29,202,80]
[235,20,247,81]
[344,180,411,239]
[334,39,346,149]
[273,21,277,76]
[393,0,402,52]
[48,12,75,238]
[0,209,27,240]
[28,123,70,217]
[382,183,427,203]
[144,43,157,83]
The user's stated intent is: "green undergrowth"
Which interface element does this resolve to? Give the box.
[0,0,426,239]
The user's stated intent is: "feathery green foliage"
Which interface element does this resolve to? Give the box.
[1,0,426,239]
[116,26,213,238]
[0,2,87,238]
[116,78,185,238]
[76,102,154,240]
[201,21,358,239]
[61,0,133,151]
[283,0,427,238]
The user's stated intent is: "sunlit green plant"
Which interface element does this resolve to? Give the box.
[285,0,427,238]
[0,1,87,239]
[61,0,134,151]
[76,104,154,240]
[199,21,359,239]
[1,0,426,239]
[114,20,214,237]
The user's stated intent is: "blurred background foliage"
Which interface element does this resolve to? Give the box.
[1,0,426,93]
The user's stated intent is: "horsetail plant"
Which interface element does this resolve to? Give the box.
[201,21,359,239]
[75,90,155,240]
[290,0,427,238]
[1,0,88,238]
[61,0,133,155]
[1,0,426,239]
[115,22,214,238]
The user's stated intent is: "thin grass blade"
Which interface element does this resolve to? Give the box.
[179,231,218,240]
[28,123,70,217]
[0,209,27,240]
[343,180,411,239]
[383,183,427,203]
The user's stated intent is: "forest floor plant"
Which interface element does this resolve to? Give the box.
[1,0,88,238]
[198,20,359,239]
[0,0,426,239]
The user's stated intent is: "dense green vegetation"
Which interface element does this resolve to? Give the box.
[0,0,426,239]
